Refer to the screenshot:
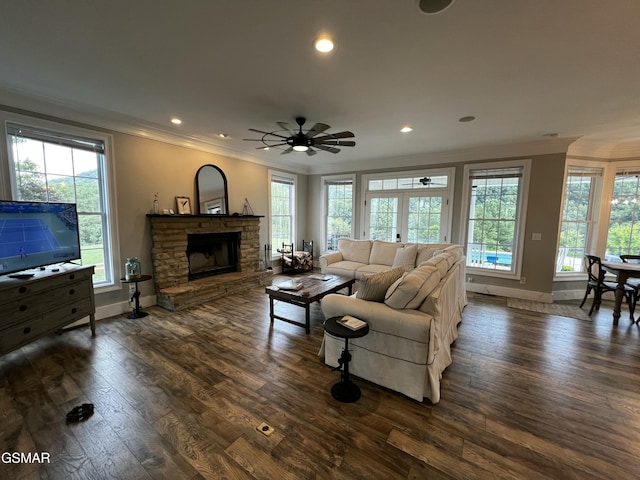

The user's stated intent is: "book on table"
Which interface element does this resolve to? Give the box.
[339,315,368,331]
[309,274,331,281]
[278,280,304,291]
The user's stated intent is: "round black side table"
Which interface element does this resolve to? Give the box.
[323,316,370,403]
[120,274,152,319]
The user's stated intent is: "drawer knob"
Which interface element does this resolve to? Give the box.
[19,305,27,312]
[71,308,77,314]
[23,327,31,335]
[69,288,75,295]
[69,274,75,280]
[19,286,27,294]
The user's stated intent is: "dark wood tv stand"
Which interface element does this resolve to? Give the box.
[0,264,96,357]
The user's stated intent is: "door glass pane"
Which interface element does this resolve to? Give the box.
[369,197,398,241]
[407,196,442,243]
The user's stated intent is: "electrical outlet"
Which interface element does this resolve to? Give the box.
[256,422,274,437]
[519,277,526,284]
[467,276,473,283]
[128,283,136,294]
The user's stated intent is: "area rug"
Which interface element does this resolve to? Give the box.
[506,298,592,321]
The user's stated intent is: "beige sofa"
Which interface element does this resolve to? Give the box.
[319,239,467,403]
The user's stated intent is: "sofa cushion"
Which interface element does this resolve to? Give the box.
[337,238,372,264]
[392,244,418,271]
[369,240,403,266]
[421,253,449,276]
[356,266,405,302]
[325,260,367,279]
[415,243,449,266]
[384,264,442,310]
[356,264,394,278]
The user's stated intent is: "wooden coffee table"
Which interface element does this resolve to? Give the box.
[265,275,355,334]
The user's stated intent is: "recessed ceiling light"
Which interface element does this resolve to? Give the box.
[170,117,182,125]
[400,126,413,133]
[315,37,334,53]
[262,146,270,151]
[458,115,476,123]
[218,133,229,138]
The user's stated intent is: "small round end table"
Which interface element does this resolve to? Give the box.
[323,316,370,402]
[120,274,152,319]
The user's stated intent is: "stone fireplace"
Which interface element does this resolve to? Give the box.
[148,214,272,311]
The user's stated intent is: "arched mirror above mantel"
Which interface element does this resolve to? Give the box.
[195,164,229,214]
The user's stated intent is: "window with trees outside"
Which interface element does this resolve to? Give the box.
[463,161,529,276]
[269,171,296,256]
[6,122,116,286]
[556,166,603,274]
[323,175,354,252]
[363,169,453,244]
[606,169,640,259]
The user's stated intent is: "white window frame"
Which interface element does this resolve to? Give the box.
[460,159,531,279]
[268,169,296,258]
[321,173,356,253]
[554,161,605,280]
[360,167,455,242]
[605,164,640,259]
[1,112,121,291]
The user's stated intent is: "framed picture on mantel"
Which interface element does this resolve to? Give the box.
[175,196,192,215]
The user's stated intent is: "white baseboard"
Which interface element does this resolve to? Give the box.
[551,289,585,301]
[466,283,554,303]
[95,294,157,321]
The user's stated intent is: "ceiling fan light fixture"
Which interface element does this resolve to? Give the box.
[293,145,309,152]
[170,117,182,125]
[315,37,334,53]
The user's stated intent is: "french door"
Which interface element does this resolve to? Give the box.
[365,192,448,243]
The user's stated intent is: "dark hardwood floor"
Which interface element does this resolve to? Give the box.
[2,279,640,479]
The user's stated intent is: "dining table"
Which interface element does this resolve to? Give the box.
[601,261,640,325]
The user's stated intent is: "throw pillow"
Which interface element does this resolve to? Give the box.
[392,244,418,271]
[384,264,442,310]
[356,266,405,302]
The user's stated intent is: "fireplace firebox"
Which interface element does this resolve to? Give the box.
[187,232,239,280]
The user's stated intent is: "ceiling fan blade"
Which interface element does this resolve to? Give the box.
[276,122,295,135]
[306,148,317,156]
[248,128,289,139]
[305,123,331,138]
[316,140,356,147]
[315,144,340,154]
[314,131,355,140]
[280,146,293,154]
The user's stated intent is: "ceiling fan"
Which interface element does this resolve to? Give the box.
[244,117,355,156]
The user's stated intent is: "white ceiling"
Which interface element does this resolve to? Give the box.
[1,0,640,174]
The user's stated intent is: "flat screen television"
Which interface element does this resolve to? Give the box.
[0,200,81,276]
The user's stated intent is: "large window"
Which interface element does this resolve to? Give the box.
[362,169,454,243]
[463,161,530,277]
[556,165,603,274]
[6,121,116,286]
[322,175,354,252]
[606,169,640,258]
[269,171,296,256]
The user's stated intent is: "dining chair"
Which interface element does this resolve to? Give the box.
[620,254,640,312]
[580,255,635,316]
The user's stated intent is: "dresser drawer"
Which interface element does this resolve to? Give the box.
[0,269,93,308]
[1,282,92,329]
[0,297,93,353]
